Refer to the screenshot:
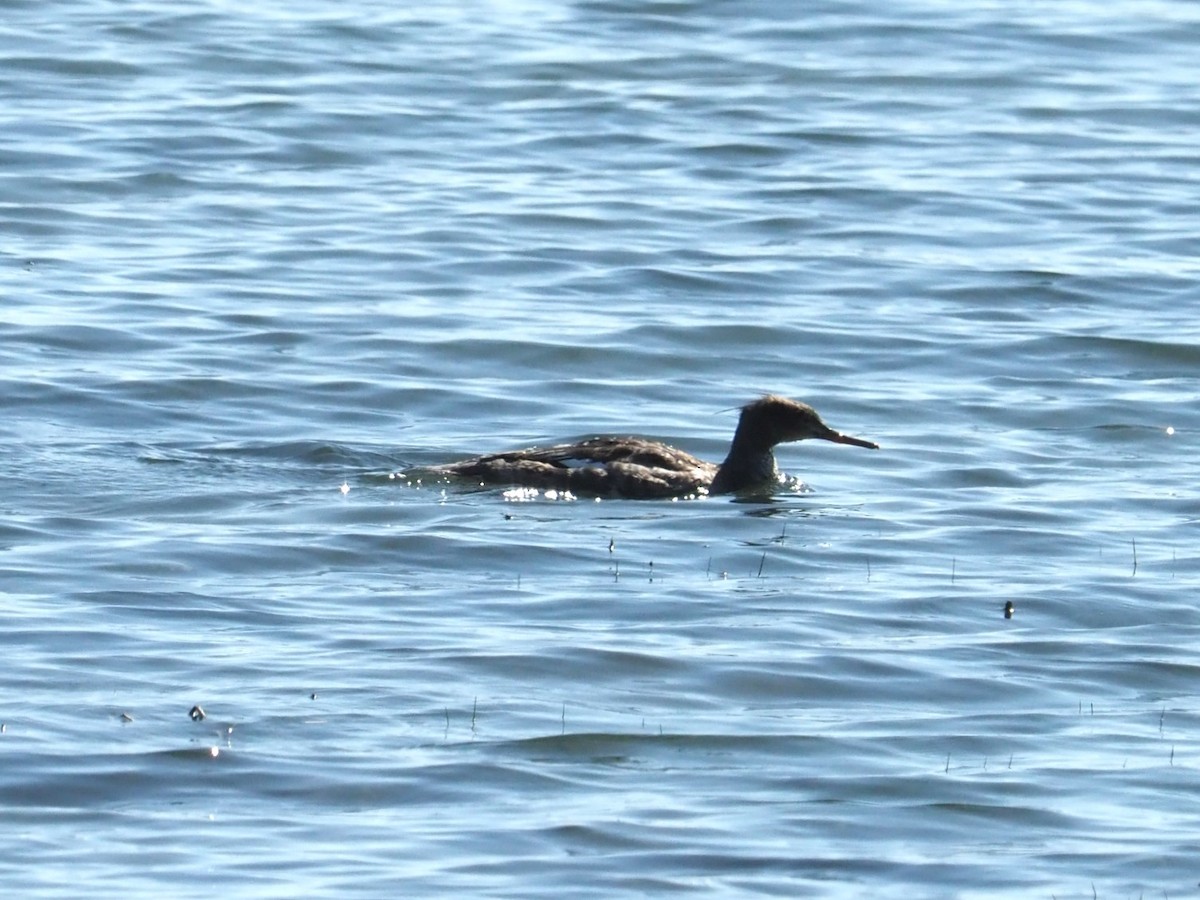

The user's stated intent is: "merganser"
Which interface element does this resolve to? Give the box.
[426,395,878,500]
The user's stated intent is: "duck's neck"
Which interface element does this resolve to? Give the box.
[709,433,778,494]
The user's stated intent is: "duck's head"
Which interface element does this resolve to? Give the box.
[736,395,879,451]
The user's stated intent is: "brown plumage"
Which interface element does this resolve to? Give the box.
[427,395,878,500]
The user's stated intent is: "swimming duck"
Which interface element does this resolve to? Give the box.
[427,395,878,499]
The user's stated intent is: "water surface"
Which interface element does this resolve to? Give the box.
[3,1,1199,897]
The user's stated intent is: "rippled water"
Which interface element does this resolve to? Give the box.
[3,1,1199,897]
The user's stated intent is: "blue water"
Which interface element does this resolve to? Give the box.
[3,1,1199,896]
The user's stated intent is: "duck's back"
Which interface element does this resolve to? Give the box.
[432,437,717,498]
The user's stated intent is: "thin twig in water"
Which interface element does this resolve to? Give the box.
[1131,537,1138,576]
[757,551,766,578]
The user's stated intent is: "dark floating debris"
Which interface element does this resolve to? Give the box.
[189,705,206,722]
[120,712,134,723]
[1003,600,1015,620]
